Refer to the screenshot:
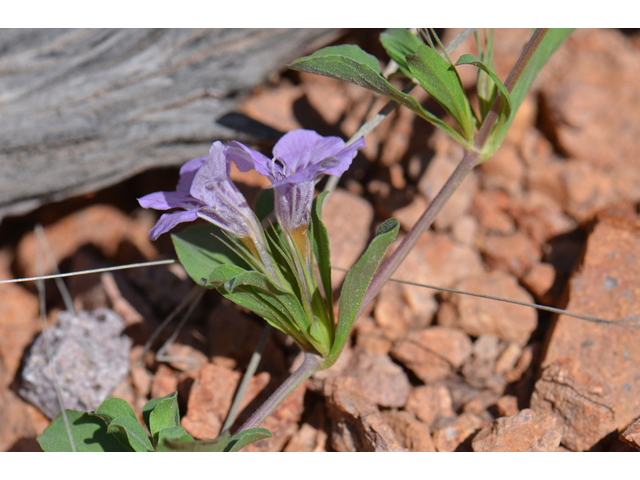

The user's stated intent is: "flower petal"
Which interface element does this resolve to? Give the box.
[137,191,202,211]
[177,157,206,193]
[272,129,346,173]
[226,141,276,180]
[149,210,200,240]
[319,136,366,177]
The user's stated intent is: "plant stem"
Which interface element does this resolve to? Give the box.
[233,351,323,434]
[360,28,549,315]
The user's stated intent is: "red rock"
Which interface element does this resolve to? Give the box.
[479,231,541,278]
[620,418,640,451]
[494,343,523,376]
[469,190,515,235]
[461,334,501,390]
[540,29,640,173]
[390,326,472,384]
[417,144,478,231]
[450,215,478,247]
[431,412,483,452]
[239,80,303,133]
[283,423,327,452]
[181,363,269,440]
[375,232,483,340]
[391,194,428,232]
[353,316,393,355]
[405,384,455,429]
[479,143,525,195]
[164,343,208,373]
[15,205,133,278]
[343,347,411,408]
[539,211,640,433]
[323,376,406,452]
[531,359,616,452]
[472,409,563,452]
[507,191,577,246]
[496,395,519,418]
[521,262,557,302]
[437,270,537,346]
[382,410,436,452]
[241,377,307,452]
[322,188,375,290]
[150,364,179,400]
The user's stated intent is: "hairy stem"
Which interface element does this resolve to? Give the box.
[360,28,549,315]
[233,351,323,434]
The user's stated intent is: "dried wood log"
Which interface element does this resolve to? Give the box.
[0,28,338,222]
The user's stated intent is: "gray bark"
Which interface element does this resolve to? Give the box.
[0,28,338,222]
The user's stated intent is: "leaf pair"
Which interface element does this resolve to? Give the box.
[37,392,271,452]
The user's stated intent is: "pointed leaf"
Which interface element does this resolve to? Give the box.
[484,28,573,158]
[455,53,511,119]
[172,224,248,287]
[159,431,231,452]
[37,410,129,452]
[149,391,180,445]
[379,28,423,78]
[289,45,468,146]
[224,428,272,452]
[107,415,154,452]
[327,218,399,366]
[407,45,474,140]
[311,192,334,319]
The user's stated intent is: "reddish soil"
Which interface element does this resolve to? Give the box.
[1,28,640,452]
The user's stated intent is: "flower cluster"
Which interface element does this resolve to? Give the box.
[139,129,364,265]
[138,129,365,356]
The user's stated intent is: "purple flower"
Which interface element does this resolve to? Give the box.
[226,129,365,239]
[138,141,263,245]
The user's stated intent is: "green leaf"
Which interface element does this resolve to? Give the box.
[172,224,248,287]
[94,398,137,426]
[156,426,194,448]
[149,391,180,445]
[289,45,468,146]
[326,218,400,366]
[159,431,231,452]
[37,410,129,452]
[107,415,154,452]
[483,28,573,158]
[224,428,272,452]
[455,53,512,119]
[407,45,475,140]
[310,192,334,320]
[379,29,423,78]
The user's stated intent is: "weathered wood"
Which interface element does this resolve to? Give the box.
[0,29,338,222]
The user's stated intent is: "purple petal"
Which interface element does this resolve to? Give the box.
[226,141,276,180]
[320,136,366,176]
[177,157,206,193]
[149,210,200,240]
[138,191,202,211]
[273,129,346,173]
[272,180,315,233]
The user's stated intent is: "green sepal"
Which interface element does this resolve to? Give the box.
[325,218,399,367]
[407,45,475,141]
[107,415,154,452]
[309,316,330,357]
[288,45,468,147]
[310,192,334,324]
[379,28,423,78]
[224,428,273,452]
[37,410,129,452]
